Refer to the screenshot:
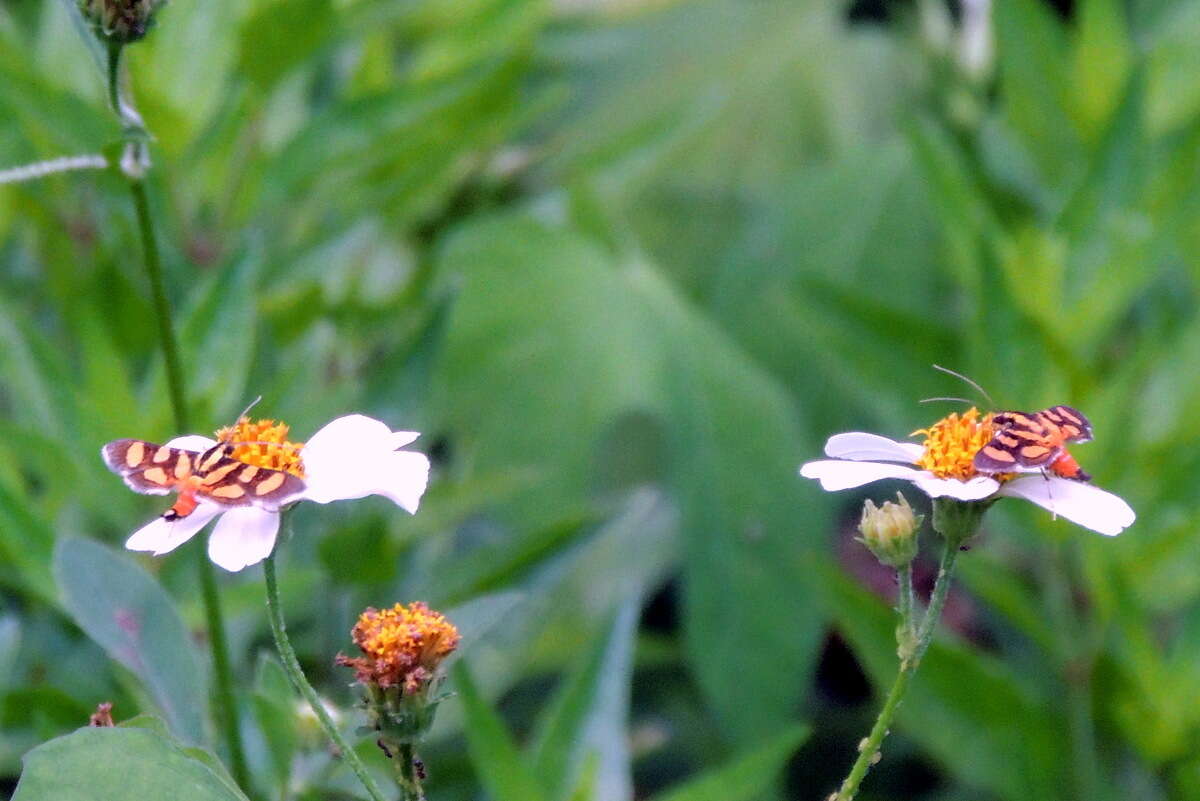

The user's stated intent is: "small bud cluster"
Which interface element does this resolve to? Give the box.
[78,0,165,44]
[858,493,921,568]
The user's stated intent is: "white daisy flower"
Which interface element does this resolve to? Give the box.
[106,414,431,572]
[799,408,1135,537]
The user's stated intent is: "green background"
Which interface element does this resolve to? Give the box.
[0,0,1196,798]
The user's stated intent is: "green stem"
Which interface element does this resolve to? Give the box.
[263,551,388,801]
[897,564,916,652]
[392,743,424,801]
[130,181,189,431]
[106,42,122,117]
[837,538,963,801]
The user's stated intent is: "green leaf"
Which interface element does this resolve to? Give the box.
[236,0,338,91]
[250,654,298,794]
[432,214,824,743]
[0,480,57,606]
[177,244,261,420]
[454,661,550,801]
[12,725,248,801]
[994,0,1082,184]
[53,536,208,744]
[531,601,638,801]
[646,723,808,801]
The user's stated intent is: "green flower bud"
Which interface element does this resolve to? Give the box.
[78,0,165,44]
[858,493,921,568]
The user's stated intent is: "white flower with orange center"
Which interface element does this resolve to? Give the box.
[800,407,1135,536]
[102,414,430,571]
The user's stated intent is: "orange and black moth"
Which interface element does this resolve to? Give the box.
[101,439,305,520]
[972,405,1094,482]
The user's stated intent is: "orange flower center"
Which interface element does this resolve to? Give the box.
[911,407,998,480]
[214,417,306,478]
[337,602,460,693]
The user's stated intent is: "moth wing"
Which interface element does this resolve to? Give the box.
[1047,405,1093,443]
[973,428,1061,474]
[194,457,305,509]
[101,439,180,496]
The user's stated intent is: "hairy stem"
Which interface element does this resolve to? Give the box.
[392,743,425,801]
[263,551,387,801]
[836,530,965,801]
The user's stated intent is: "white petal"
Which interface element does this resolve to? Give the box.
[125,504,221,556]
[824,432,924,463]
[207,507,281,572]
[911,474,1000,501]
[301,414,429,510]
[166,435,218,452]
[388,431,421,449]
[799,460,926,491]
[372,450,431,513]
[998,476,1136,536]
[303,414,394,457]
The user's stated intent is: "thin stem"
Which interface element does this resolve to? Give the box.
[392,743,424,801]
[836,541,961,801]
[130,181,189,430]
[263,551,388,801]
[106,42,122,117]
[914,543,959,652]
[897,564,916,651]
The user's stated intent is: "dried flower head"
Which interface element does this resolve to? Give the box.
[338,602,460,694]
[89,702,115,727]
[78,0,165,44]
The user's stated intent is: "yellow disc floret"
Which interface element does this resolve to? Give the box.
[911,407,997,480]
[337,602,460,693]
[214,417,306,478]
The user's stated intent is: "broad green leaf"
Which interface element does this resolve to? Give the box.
[53,536,207,744]
[432,214,823,742]
[646,723,808,801]
[12,725,248,801]
[454,662,549,801]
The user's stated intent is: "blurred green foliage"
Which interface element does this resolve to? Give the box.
[1,0,1199,798]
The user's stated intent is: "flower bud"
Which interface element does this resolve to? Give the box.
[858,493,921,568]
[78,0,165,44]
[336,602,459,746]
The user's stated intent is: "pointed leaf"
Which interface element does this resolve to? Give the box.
[53,536,207,744]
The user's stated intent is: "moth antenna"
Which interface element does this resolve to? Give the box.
[932,364,996,407]
[233,396,263,423]
[919,396,974,405]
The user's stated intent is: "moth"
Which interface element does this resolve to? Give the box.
[101,437,305,521]
[972,405,1094,481]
